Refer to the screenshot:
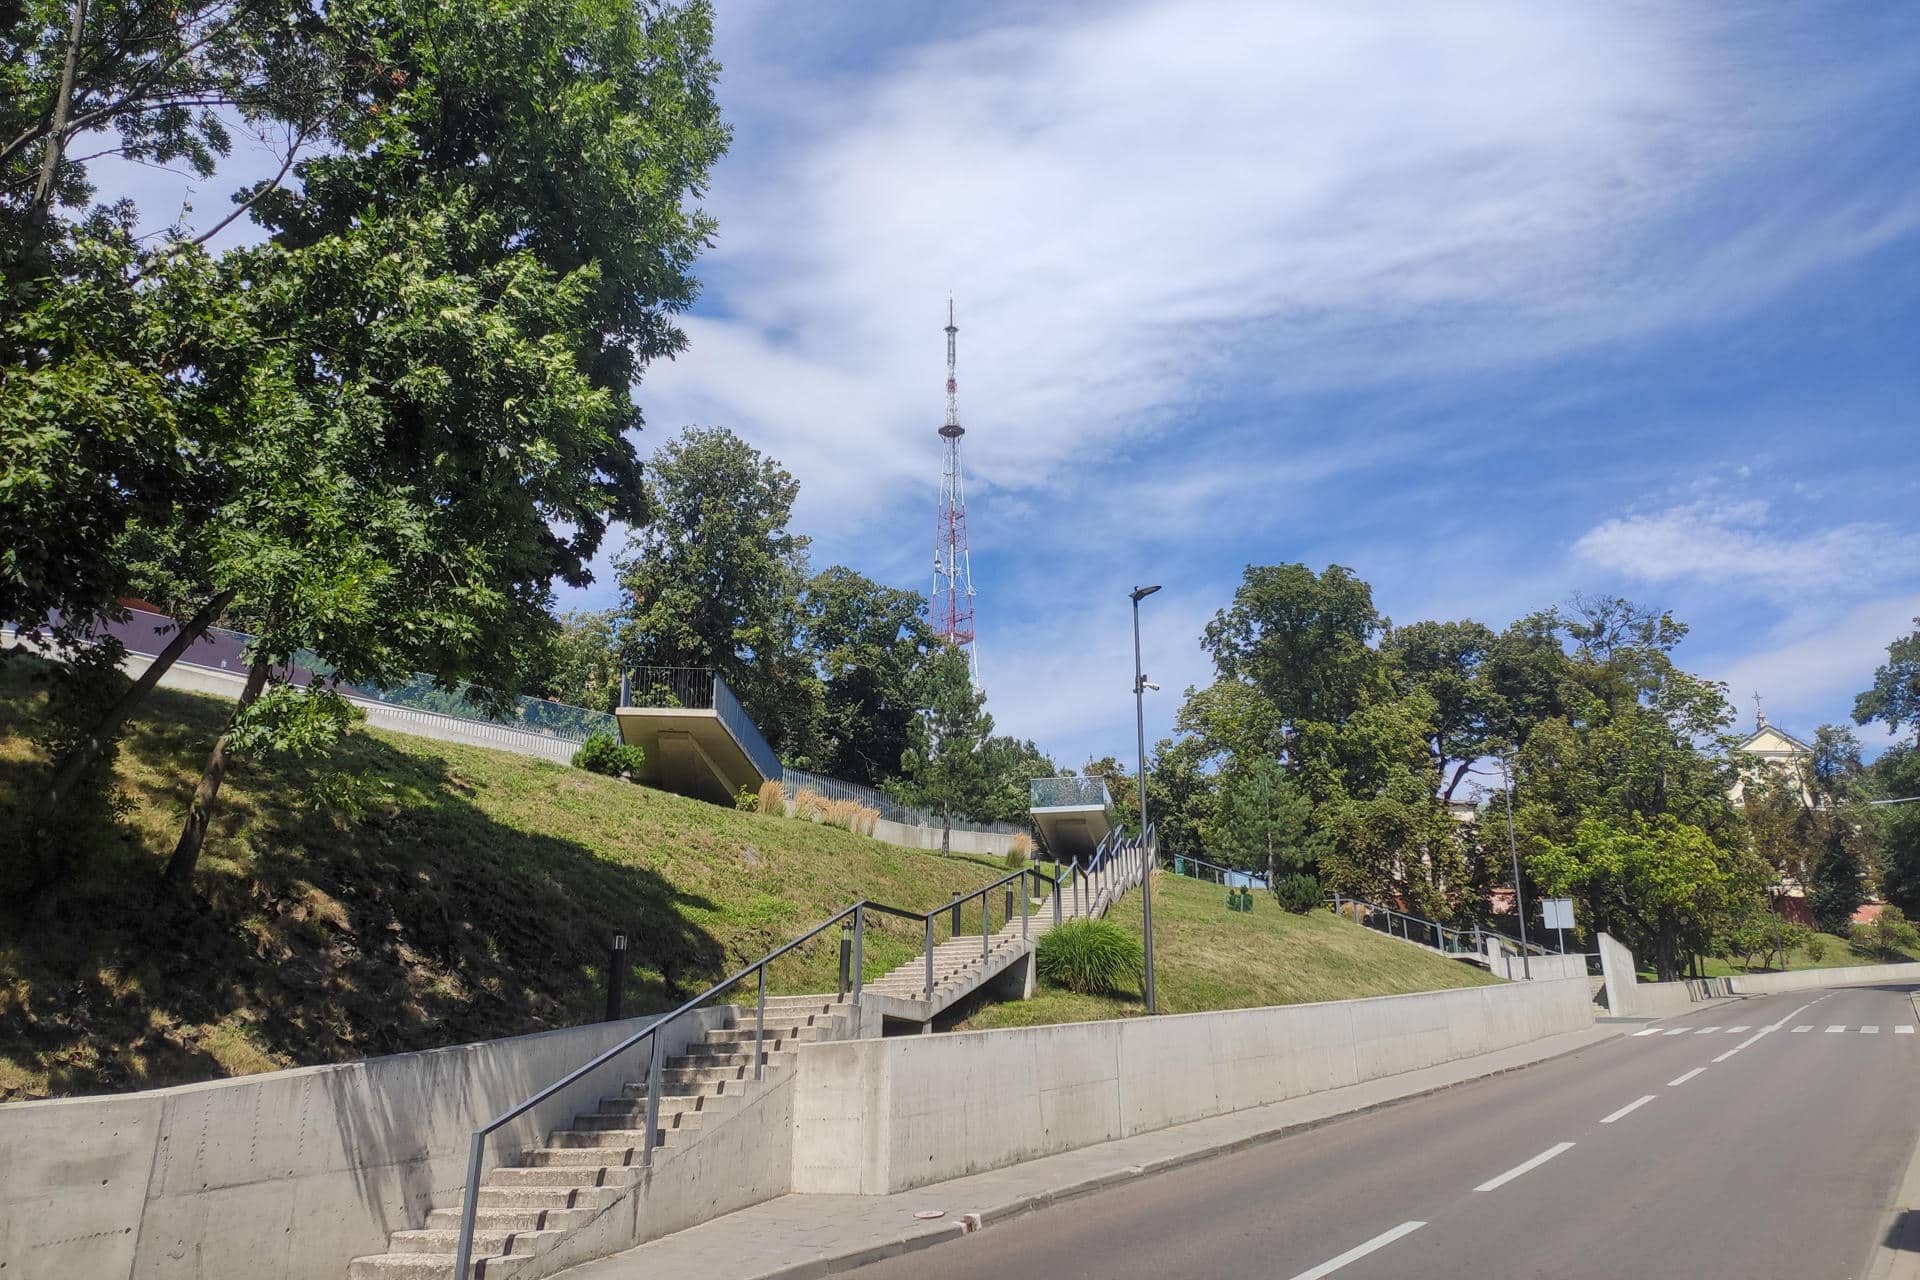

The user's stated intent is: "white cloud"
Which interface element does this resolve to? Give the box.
[642,0,1919,536]
[1572,499,1919,601]
[1708,594,1920,743]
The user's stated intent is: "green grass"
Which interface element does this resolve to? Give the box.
[0,658,1006,1100]
[954,870,1504,1031]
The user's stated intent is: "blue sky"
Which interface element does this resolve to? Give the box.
[103,1,1920,772]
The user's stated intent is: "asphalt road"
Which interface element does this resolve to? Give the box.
[851,983,1920,1280]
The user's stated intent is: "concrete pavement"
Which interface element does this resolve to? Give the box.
[847,983,1920,1280]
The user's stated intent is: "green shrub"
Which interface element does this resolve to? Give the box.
[1272,873,1323,915]
[1802,931,1830,965]
[572,733,645,778]
[1035,917,1143,996]
[735,786,758,812]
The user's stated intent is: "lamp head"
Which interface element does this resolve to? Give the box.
[1130,584,1162,602]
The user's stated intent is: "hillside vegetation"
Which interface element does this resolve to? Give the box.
[0,660,1004,1100]
[955,869,1504,1030]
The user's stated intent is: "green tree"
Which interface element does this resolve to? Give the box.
[538,610,626,714]
[1145,736,1214,868]
[1201,563,1385,741]
[1079,756,1137,833]
[13,0,730,887]
[1870,746,1920,917]
[801,566,934,786]
[1855,620,1920,743]
[899,645,994,855]
[617,426,821,758]
[969,735,1059,830]
[1211,754,1322,882]
[1385,618,1500,800]
[3,0,336,278]
[1810,816,1871,935]
[1531,814,1752,980]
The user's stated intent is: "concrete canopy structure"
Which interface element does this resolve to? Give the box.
[1029,776,1117,860]
[615,667,781,805]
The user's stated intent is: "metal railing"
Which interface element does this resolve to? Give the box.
[44,606,621,744]
[781,766,1025,836]
[1167,853,1272,889]
[1327,892,1562,958]
[1030,775,1115,809]
[868,863,1063,1004]
[624,665,783,784]
[450,902,869,1279]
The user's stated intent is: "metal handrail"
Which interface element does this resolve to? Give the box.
[1327,892,1561,957]
[1168,853,1272,888]
[867,863,1071,1003]
[450,901,868,1279]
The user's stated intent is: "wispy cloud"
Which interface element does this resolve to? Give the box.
[1572,499,1919,602]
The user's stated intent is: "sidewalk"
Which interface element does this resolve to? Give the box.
[557,1022,1628,1280]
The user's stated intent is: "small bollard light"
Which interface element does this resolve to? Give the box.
[838,921,853,996]
[606,934,628,1022]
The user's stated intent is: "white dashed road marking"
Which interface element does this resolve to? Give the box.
[1899,1026,1916,1035]
[1863,1026,1880,1034]
[1288,1222,1427,1280]
[1475,1143,1576,1193]
[1633,1028,1663,1037]
[1600,1095,1657,1124]
[1712,1048,1741,1063]
[1663,1028,1689,1036]
[1792,1026,1812,1033]
[1727,1025,1751,1033]
[1827,1026,1847,1033]
[1668,1067,1706,1086]
[1694,1027,1721,1034]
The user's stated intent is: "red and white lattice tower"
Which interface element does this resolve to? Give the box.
[933,300,979,685]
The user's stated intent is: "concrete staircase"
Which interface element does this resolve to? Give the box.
[862,865,1136,1018]
[345,994,857,1280]
[344,858,1149,1279]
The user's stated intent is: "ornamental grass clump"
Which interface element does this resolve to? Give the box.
[756,778,786,815]
[1035,917,1143,996]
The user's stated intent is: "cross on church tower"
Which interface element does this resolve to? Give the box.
[1753,691,1767,730]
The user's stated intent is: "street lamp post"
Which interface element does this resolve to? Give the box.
[1131,584,1162,1015]
[1502,752,1531,980]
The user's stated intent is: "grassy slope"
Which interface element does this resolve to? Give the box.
[955,869,1504,1030]
[0,659,1005,1100]
[1683,935,1920,979]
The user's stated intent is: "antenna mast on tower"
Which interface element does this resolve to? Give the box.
[933,299,979,685]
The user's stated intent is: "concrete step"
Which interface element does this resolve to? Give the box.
[486,1165,643,1189]
[594,1085,742,1118]
[348,1252,538,1280]
[674,1048,795,1069]
[697,1024,833,1047]
[543,1129,653,1152]
[389,1227,565,1258]
[474,1185,627,1212]
[424,1205,601,1233]
[526,1144,646,1165]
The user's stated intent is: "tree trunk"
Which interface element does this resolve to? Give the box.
[29,590,235,881]
[941,798,951,857]
[164,657,269,892]
[27,0,88,231]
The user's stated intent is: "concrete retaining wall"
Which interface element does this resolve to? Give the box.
[1596,931,1706,1017]
[790,978,1595,1195]
[870,817,1020,857]
[0,1010,729,1280]
[1727,962,1920,995]
[1491,951,1588,982]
